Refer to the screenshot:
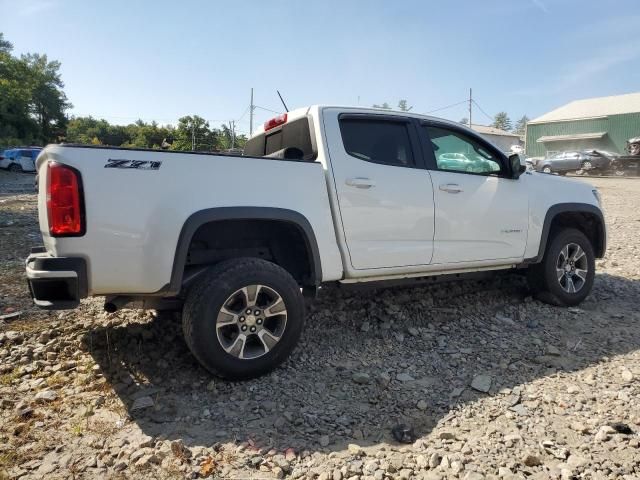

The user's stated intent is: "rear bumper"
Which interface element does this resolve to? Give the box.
[25,248,88,310]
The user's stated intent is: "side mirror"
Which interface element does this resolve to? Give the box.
[509,154,526,179]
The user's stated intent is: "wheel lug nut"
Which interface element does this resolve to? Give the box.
[257,318,263,325]
[239,316,245,322]
[246,309,251,314]
[250,326,256,333]
[254,310,260,315]
[241,325,247,331]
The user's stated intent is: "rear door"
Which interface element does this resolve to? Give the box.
[419,121,528,264]
[323,110,435,270]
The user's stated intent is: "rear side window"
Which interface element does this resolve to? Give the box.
[244,117,314,160]
[339,118,415,167]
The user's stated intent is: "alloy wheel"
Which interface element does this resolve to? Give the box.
[556,243,588,293]
[216,284,287,359]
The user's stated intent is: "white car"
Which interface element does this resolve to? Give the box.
[26,106,606,379]
[0,148,41,172]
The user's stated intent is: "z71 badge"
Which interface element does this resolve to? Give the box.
[104,159,162,170]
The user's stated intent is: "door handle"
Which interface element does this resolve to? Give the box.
[439,183,463,193]
[346,177,375,189]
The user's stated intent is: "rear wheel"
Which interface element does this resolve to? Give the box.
[581,160,593,170]
[629,142,640,156]
[9,163,22,173]
[527,228,595,306]
[182,258,305,379]
[542,165,552,174]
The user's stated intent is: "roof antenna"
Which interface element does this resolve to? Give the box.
[277,90,289,112]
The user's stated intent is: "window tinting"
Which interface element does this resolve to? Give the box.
[424,126,502,174]
[339,119,415,167]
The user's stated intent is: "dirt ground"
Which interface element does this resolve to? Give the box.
[1,169,639,480]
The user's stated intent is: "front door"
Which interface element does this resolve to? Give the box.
[420,122,529,264]
[323,110,435,270]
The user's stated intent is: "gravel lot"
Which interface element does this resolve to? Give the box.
[1,169,639,480]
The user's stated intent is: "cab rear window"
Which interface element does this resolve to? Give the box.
[244,117,315,160]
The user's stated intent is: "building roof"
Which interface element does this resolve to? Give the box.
[530,92,640,124]
[536,132,607,143]
[470,124,520,137]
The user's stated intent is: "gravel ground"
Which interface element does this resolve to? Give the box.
[1,170,639,480]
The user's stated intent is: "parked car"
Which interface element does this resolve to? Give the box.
[0,147,42,172]
[26,106,606,379]
[536,150,608,174]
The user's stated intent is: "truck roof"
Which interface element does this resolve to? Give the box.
[251,105,466,138]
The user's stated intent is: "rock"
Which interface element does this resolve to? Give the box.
[416,399,428,411]
[464,472,485,480]
[608,422,633,434]
[594,425,615,443]
[407,327,419,336]
[396,373,414,382]
[319,435,330,447]
[113,460,127,471]
[391,424,415,444]
[438,431,456,440]
[347,444,362,455]
[621,369,633,382]
[523,454,542,467]
[35,390,58,402]
[352,372,371,384]
[416,455,428,468]
[470,374,492,393]
[131,396,154,411]
[135,454,159,468]
[429,452,442,468]
[546,344,561,356]
[377,372,391,388]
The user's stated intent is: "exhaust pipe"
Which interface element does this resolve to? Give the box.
[104,296,131,313]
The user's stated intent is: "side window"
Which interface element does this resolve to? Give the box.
[339,118,415,167]
[424,125,502,174]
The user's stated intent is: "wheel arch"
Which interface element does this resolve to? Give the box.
[528,203,606,263]
[166,207,322,295]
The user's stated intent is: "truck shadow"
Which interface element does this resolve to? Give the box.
[84,272,640,455]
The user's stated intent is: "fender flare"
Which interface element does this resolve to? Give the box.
[165,207,322,294]
[526,203,606,264]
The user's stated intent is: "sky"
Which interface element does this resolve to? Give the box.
[2,0,640,135]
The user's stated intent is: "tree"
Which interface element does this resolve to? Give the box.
[172,115,217,151]
[372,102,391,110]
[492,112,512,132]
[459,117,469,125]
[0,33,71,147]
[513,115,529,136]
[398,100,412,112]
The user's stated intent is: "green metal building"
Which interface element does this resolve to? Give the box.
[526,92,640,158]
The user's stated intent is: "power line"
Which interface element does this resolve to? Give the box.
[254,105,282,115]
[425,100,468,114]
[472,100,494,123]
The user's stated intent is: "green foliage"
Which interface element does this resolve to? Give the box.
[491,112,512,132]
[459,117,469,125]
[0,33,70,148]
[372,102,391,110]
[513,115,529,136]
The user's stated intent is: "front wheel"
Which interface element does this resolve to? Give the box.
[9,163,22,173]
[527,228,595,306]
[542,165,552,174]
[182,258,305,379]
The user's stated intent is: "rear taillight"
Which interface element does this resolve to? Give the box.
[46,162,85,236]
[264,113,287,131]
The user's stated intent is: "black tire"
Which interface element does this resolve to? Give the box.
[541,165,552,174]
[182,258,305,380]
[527,228,595,306]
[9,163,22,173]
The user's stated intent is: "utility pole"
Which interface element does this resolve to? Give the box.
[249,88,255,135]
[469,88,473,129]
[191,123,195,151]
[229,120,235,149]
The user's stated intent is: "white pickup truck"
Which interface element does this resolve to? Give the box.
[26,106,606,379]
